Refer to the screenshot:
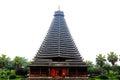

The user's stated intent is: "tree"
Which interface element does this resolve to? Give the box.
[107,52,118,66]
[103,63,111,74]
[13,56,29,71]
[0,54,10,68]
[92,65,101,76]
[96,54,106,73]
[6,59,14,70]
[86,60,94,66]
[20,57,28,68]
[13,56,22,71]
[86,61,94,74]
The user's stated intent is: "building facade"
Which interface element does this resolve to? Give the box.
[29,10,88,78]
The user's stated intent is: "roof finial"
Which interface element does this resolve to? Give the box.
[58,5,60,11]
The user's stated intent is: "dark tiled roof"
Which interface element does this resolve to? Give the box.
[30,10,87,66]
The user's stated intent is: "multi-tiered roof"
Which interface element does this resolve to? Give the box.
[29,10,87,67]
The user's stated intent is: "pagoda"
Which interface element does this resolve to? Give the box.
[29,10,88,78]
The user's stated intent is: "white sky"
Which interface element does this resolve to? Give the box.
[0,0,120,63]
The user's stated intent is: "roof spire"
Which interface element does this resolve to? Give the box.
[58,5,60,11]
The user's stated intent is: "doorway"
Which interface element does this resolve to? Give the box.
[51,68,67,77]
[58,69,62,76]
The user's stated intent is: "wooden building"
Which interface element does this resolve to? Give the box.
[28,10,88,78]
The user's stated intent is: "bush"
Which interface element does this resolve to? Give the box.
[0,76,5,78]
[88,74,94,78]
[99,74,109,79]
[117,75,120,79]
[9,74,16,79]
[10,70,15,74]
[16,68,28,76]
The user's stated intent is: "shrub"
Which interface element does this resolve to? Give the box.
[99,74,109,79]
[0,76,5,78]
[16,68,28,76]
[117,75,120,79]
[88,74,94,78]
[10,70,15,74]
[9,74,16,79]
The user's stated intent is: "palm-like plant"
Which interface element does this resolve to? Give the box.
[20,57,28,68]
[107,52,118,66]
[13,56,29,71]
[13,56,22,71]
[0,54,9,68]
[96,54,106,73]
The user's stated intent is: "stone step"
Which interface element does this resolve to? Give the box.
[24,77,91,80]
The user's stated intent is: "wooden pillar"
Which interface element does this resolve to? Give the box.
[76,68,78,77]
[75,68,77,77]
[29,67,31,77]
[48,67,50,76]
[67,68,69,77]
[39,67,41,76]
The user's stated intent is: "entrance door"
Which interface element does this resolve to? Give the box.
[58,69,62,76]
[51,68,67,77]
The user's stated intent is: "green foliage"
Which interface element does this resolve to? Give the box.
[99,74,109,79]
[0,69,9,79]
[13,56,29,71]
[112,64,120,72]
[96,54,106,68]
[6,60,14,70]
[117,75,120,79]
[103,63,111,74]
[0,54,29,79]
[10,70,15,74]
[87,61,95,74]
[96,54,106,75]
[109,70,118,78]
[16,68,28,76]
[9,74,16,79]
[107,52,118,66]
[0,54,11,68]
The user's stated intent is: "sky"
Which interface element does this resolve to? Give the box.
[0,0,120,63]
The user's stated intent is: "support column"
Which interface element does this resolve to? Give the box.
[76,68,78,77]
[67,68,69,77]
[48,67,50,76]
[29,67,31,77]
[40,67,41,76]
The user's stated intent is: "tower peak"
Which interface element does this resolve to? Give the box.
[54,10,64,17]
[58,5,60,11]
